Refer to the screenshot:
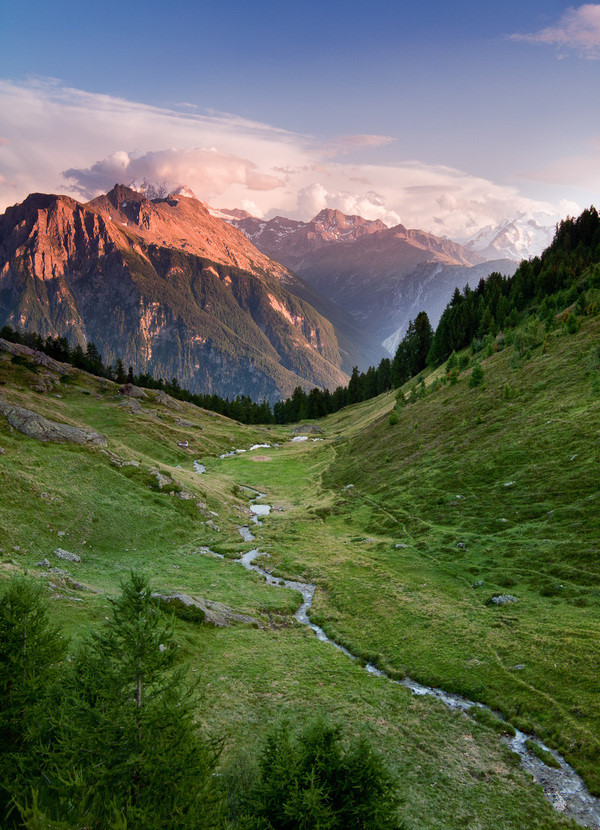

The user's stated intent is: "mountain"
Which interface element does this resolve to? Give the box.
[461,215,556,261]
[226,208,517,350]
[0,186,381,402]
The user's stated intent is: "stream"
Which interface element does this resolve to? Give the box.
[215,485,600,828]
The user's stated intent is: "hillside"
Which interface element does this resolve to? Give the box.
[1,314,599,826]
[0,187,382,403]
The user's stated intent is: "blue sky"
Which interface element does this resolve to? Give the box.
[1,1,599,235]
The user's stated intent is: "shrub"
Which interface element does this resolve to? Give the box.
[469,364,484,388]
[445,352,458,372]
[388,409,399,426]
[458,354,470,371]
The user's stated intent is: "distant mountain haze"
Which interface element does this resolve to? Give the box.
[225,208,522,349]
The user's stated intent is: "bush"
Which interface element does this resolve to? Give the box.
[469,364,484,388]
[458,354,470,371]
[388,409,399,426]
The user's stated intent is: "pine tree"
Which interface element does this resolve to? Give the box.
[0,577,65,822]
[27,574,222,829]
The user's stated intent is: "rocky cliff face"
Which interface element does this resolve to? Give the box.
[0,186,379,402]
[227,207,515,350]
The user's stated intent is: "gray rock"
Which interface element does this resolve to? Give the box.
[0,447,5,455]
[471,580,484,588]
[512,664,526,670]
[0,401,106,446]
[149,468,173,489]
[176,490,194,500]
[290,424,325,435]
[154,390,184,411]
[395,543,409,549]
[174,418,197,429]
[118,383,148,399]
[151,592,259,628]
[205,520,221,532]
[119,398,142,414]
[54,548,81,563]
[491,594,518,605]
[35,558,50,568]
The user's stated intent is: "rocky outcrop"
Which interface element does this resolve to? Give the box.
[290,424,325,434]
[118,383,148,399]
[0,400,106,446]
[153,390,183,411]
[152,592,260,627]
[54,548,81,563]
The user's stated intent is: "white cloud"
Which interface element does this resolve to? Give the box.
[64,148,285,199]
[0,77,574,238]
[510,4,600,59]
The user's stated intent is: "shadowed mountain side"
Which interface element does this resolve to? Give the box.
[0,187,383,401]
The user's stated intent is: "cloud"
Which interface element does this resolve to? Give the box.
[510,4,600,59]
[520,135,600,190]
[64,148,285,200]
[322,134,395,157]
[0,78,574,239]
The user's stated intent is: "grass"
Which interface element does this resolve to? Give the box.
[0,333,593,827]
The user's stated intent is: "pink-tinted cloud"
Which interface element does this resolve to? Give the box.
[64,148,285,200]
[510,4,600,59]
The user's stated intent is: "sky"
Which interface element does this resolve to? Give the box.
[0,1,599,238]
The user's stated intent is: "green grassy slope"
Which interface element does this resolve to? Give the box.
[0,340,590,828]
[319,314,600,792]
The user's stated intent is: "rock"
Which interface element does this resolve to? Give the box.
[154,390,184,411]
[175,418,197,429]
[204,520,220,532]
[118,383,148,399]
[471,580,484,588]
[457,542,466,549]
[0,401,106,446]
[512,664,526,670]
[0,339,67,373]
[119,398,142,414]
[35,558,50,568]
[491,594,518,605]
[176,490,194,500]
[177,441,189,448]
[290,424,325,435]
[0,447,5,455]
[343,484,355,492]
[149,468,173,489]
[151,592,260,628]
[395,543,408,549]
[54,548,81,563]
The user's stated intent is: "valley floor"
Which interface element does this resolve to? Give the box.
[1,321,600,828]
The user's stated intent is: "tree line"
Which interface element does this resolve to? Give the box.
[0,311,434,424]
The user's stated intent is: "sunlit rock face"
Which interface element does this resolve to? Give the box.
[0,186,383,401]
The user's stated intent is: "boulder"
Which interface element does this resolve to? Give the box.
[154,390,184,411]
[152,592,260,628]
[54,548,81,563]
[290,424,325,435]
[119,398,142,414]
[149,468,173,489]
[0,401,106,446]
[491,594,518,605]
[118,383,148,399]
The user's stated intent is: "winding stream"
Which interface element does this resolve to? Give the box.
[203,479,600,826]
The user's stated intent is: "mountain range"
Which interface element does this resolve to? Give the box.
[0,186,389,402]
[223,207,520,350]
[0,184,538,401]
